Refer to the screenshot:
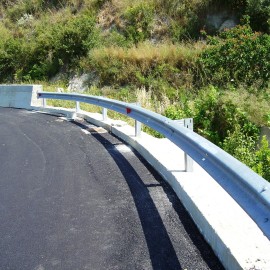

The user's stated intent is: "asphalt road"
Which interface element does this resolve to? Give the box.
[0,108,224,270]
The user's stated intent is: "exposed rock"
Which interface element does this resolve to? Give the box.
[219,18,238,32]
[68,73,99,93]
[206,11,238,33]
[68,74,90,92]
[151,16,171,42]
[50,72,68,83]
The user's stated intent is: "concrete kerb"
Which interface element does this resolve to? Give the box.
[35,107,270,270]
[0,83,269,270]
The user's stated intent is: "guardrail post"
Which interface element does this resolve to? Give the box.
[42,98,46,108]
[102,107,108,121]
[76,101,80,113]
[174,118,193,172]
[135,103,141,137]
[184,118,193,172]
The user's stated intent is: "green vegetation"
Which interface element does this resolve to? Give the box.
[0,0,269,180]
[199,20,270,88]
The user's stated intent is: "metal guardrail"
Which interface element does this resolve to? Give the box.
[38,91,270,239]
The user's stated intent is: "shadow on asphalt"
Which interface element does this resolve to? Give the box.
[71,120,224,270]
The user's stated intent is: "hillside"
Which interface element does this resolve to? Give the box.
[0,0,269,180]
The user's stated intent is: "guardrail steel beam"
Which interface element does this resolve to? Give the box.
[37,91,270,239]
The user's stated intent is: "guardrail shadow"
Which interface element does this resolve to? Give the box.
[71,120,224,270]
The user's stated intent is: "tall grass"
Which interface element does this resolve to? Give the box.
[81,41,205,92]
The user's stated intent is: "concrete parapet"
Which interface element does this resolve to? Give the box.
[0,84,43,109]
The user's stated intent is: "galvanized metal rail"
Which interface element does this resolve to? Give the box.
[38,91,270,239]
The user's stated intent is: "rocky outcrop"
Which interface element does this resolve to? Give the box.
[205,11,238,33]
[68,73,99,92]
[203,3,239,33]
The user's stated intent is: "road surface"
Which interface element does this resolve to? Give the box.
[0,108,224,270]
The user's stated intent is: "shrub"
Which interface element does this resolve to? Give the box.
[222,124,258,168]
[156,0,210,38]
[164,99,192,120]
[223,130,270,182]
[219,87,270,127]
[253,136,270,181]
[192,86,220,143]
[101,30,131,48]
[245,0,270,33]
[199,23,270,88]
[0,38,25,81]
[4,0,44,21]
[192,86,259,144]
[25,14,99,79]
[0,11,100,81]
[123,3,154,44]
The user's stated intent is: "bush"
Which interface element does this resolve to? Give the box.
[101,30,131,48]
[219,87,270,127]
[253,136,270,181]
[164,100,192,120]
[192,86,259,144]
[192,86,222,143]
[222,124,258,168]
[245,0,270,33]
[123,3,154,44]
[0,38,26,81]
[156,0,211,38]
[223,130,270,182]
[0,11,99,81]
[199,23,270,88]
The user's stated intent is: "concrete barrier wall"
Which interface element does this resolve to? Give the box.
[0,85,43,109]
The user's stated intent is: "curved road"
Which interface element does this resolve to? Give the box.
[0,108,224,270]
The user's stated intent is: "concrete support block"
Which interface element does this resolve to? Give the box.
[0,84,43,109]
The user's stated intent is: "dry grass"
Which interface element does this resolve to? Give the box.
[89,41,205,68]
[221,87,270,127]
[0,22,12,43]
[135,87,170,114]
[81,40,206,92]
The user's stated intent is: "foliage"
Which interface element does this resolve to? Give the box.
[164,101,192,121]
[0,11,99,81]
[222,124,258,168]
[253,136,270,180]
[122,3,154,44]
[245,0,270,33]
[219,87,270,127]
[193,87,259,144]
[199,23,270,88]
[101,30,131,48]
[223,130,270,181]
[155,0,210,38]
